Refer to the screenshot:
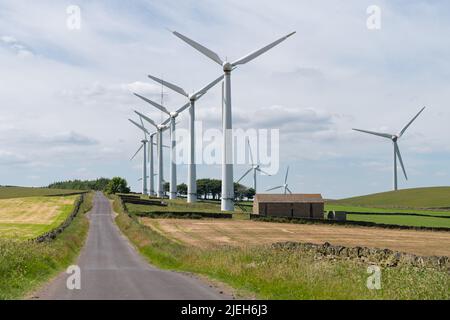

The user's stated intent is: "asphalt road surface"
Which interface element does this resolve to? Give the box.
[35,192,229,300]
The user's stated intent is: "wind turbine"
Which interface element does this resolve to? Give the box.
[133,111,169,198]
[172,30,296,211]
[266,166,292,195]
[353,107,426,191]
[134,93,190,200]
[144,74,224,203]
[236,140,271,192]
[128,118,150,195]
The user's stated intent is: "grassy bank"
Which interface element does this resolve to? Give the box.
[113,196,449,300]
[0,192,93,299]
[329,187,450,209]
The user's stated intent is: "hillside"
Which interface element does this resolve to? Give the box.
[329,187,450,209]
[0,186,85,199]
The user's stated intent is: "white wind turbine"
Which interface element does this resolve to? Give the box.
[266,166,292,195]
[134,93,190,200]
[144,74,224,204]
[133,111,169,198]
[353,107,426,191]
[236,140,271,192]
[172,30,296,211]
[128,118,150,195]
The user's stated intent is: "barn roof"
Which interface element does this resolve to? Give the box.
[254,194,324,203]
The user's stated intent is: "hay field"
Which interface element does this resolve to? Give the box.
[141,218,450,257]
[0,196,77,239]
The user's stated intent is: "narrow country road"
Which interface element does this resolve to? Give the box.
[35,192,229,300]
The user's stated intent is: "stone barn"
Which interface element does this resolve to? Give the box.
[253,194,324,219]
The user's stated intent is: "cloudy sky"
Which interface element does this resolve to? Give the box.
[1,0,449,198]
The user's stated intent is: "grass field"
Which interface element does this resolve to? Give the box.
[0,186,85,199]
[126,197,248,219]
[329,187,450,209]
[326,187,450,228]
[0,192,92,299]
[113,197,449,300]
[0,195,78,239]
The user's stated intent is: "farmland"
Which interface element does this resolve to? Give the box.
[142,218,450,256]
[114,196,450,300]
[0,188,92,299]
[0,195,78,240]
[329,187,450,209]
[0,186,85,199]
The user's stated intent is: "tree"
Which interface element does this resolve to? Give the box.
[163,182,170,196]
[105,177,130,194]
[234,182,247,201]
[177,183,187,196]
[245,188,256,200]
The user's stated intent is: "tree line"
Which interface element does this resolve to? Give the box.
[165,179,255,200]
[49,177,255,199]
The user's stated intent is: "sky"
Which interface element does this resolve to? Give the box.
[0,0,449,199]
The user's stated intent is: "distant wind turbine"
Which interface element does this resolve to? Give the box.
[145,74,224,203]
[128,118,150,195]
[353,107,426,191]
[134,111,169,198]
[266,166,292,195]
[134,93,190,200]
[236,140,271,192]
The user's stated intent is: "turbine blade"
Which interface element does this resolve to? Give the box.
[247,139,254,165]
[134,111,157,128]
[352,128,392,139]
[286,187,293,194]
[147,74,188,97]
[285,166,290,184]
[129,119,150,135]
[172,31,223,65]
[237,168,253,184]
[134,93,171,115]
[399,107,426,138]
[232,31,296,66]
[139,116,148,140]
[266,186,283,192]
[176,102,191,114]
[161,117,171,126]
[193,74,224,99]
[395,142,408,180]
[256,168,271,176]
[130,144,144,161]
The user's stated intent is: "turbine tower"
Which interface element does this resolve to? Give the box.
[134,94,190,200]
[353,107,426,191]
[128,118,150,195]
[134,111,169,198]
[172,30,296,211]
[236,140,271,192]
[266,166,292,194]
[145,74,224,203]
[148,131,157,196]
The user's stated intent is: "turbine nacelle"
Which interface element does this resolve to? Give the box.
[169,111,179,118]
[222,61,232,72]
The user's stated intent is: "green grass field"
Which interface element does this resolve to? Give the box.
[0,192,93,299]
[126,191,450,228]
[125,197,248,219]
[0,186,85,199]
[329,187,450,209]
[325,187,450,228]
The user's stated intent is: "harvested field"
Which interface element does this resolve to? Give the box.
[0,196,77,239]
[141,218,450,257]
